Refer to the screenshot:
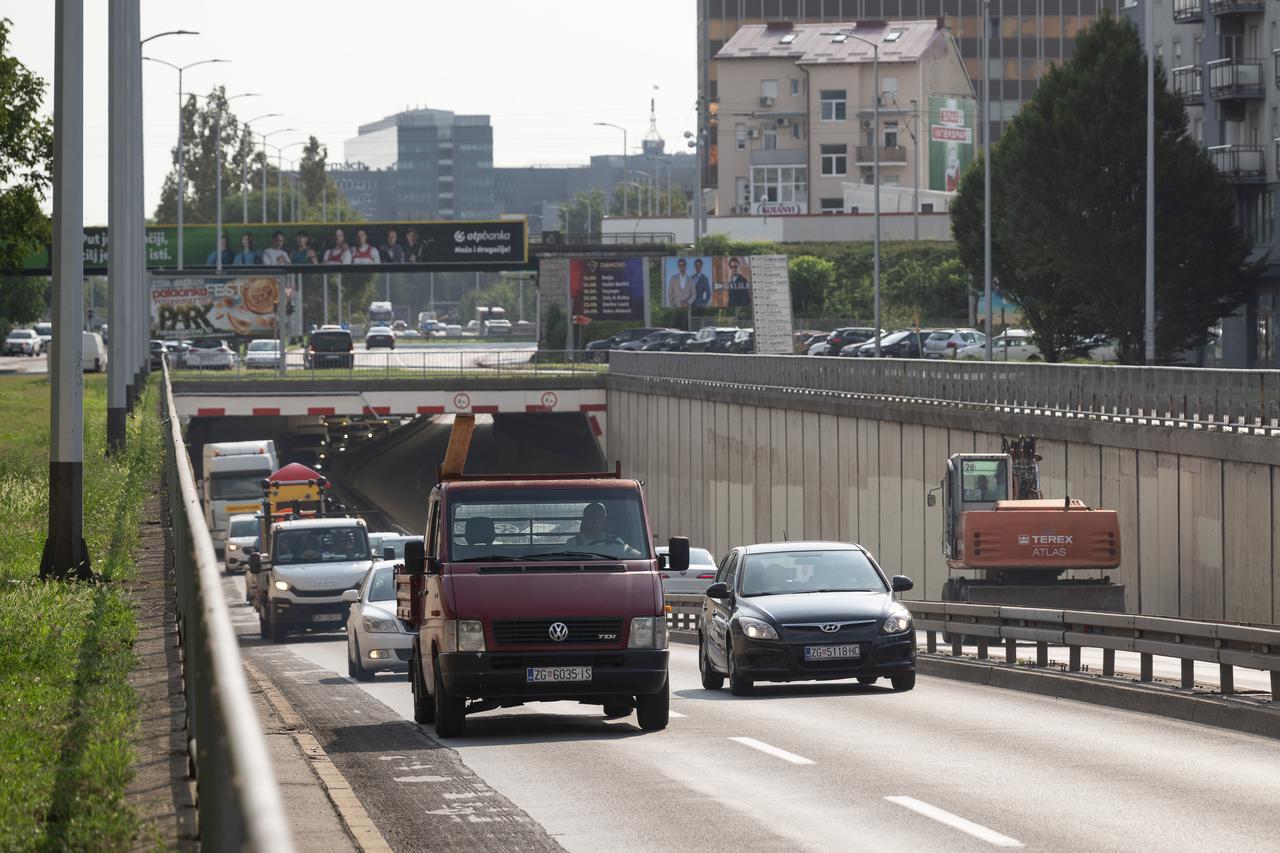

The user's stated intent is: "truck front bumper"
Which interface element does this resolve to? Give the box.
[438,649,669,700]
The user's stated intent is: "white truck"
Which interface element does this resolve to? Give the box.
[202,440,277,553]
[249,516,373,642]
[369,301,394,327]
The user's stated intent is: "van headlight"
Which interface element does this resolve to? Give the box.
[274,580,291,592]
[227,543,238,553]
[627,616,669,649]
[881,611,913,634]
[444,619,485,652]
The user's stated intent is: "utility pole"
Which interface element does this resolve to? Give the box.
[42,0,91,580]
[983,0,994,361]
[1144,0,1156,364]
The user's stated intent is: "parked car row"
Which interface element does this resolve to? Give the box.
[585,326,757,360]
[6,326,106,371]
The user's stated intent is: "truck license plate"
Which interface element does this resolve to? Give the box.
[804,644,861,661]
[313,613,343,623]
[526,666,592,683]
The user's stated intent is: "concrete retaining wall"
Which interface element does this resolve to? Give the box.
[608,378,1280,624]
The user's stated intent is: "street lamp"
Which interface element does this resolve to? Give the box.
[243,113,282,222]
[630,170,653,218]
[594,122,629,216]
[259,127,298,221]
[142,55,229,270]
[846,28,882,357]
[269,140,306,222]
[982,0,994,361]
[198,92,260,271]
[141,29,197,45]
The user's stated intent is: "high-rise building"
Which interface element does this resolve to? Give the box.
[337,107,495,220]
[697,0,1125,196]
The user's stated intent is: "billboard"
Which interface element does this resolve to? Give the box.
[151,274,293,340]
[569,258,646,322]
[928,96,977,192]
[661,256,752,308]
[23,219,528,271]
[748,254,794,354]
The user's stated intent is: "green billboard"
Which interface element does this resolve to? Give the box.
[928,96,977,192]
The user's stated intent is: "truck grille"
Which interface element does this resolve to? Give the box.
[492,619,624,645]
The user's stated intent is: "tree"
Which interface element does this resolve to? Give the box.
[788,256,835,316]
[298,136,328,208]
[0,275,47,332]
[0,18,53,275]
[952,12,1253,363]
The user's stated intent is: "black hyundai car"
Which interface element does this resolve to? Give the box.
[698,542,916,695]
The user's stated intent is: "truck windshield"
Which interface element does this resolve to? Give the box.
[448,488,652,561]
[211,474,265,500]
[274,526,370,565]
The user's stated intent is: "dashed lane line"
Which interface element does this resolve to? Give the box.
[727,736,815,765]
[885,796,1024,848]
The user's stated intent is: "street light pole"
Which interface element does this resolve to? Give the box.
[259,128,297,222]
[244,113,281,223]
[1144,0,1156,364]
[849,29,882,356]
[208,93,260,272]
[595,122,629,216]
[983,0,994,361]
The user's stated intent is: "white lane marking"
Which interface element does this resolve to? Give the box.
[393,775,451,783]
[727,736,815,765]
[885,796,1023,848]
[668,709,687,719]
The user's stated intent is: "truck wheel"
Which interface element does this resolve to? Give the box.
[433,659,466,737]
[348,636,374,682]
[410,646,435,725]
[699,634,724,690]
[727,641,753,696]
[635,676,670,731]
[268,606,287,643]
[891,672,916,692]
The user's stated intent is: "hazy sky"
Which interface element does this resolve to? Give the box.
[7,1,698,224]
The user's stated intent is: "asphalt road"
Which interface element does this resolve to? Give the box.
[0,352,49,375]
[226,575,1280,853]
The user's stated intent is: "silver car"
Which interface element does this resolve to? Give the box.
[343,562,413,680]
[370,534,422,561]
[656,545,718,594]
[244,339,282,369]
[224,513,260,575]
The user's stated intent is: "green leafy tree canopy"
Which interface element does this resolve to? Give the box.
[0,17,53,275]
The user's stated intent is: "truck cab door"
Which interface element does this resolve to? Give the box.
[421,496,445,685]
[942,459,957,559]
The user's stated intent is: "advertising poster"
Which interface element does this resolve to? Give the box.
[151,274,290,339]
[928,96,976,192]
[24,219,528,271]
[711,256,752,308]
[661,255,713,308]
[569,258,646,321]
[747,255,794,354]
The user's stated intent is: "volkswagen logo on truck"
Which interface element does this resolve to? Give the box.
[548,622,569,642]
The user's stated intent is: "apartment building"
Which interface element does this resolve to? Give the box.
[1131,0,1278,367]
[714,19,973,216]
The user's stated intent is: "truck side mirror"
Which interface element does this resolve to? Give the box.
[667,536,690,573]
[927,493,936,507]
[404,540,426,575]
[248,552,262,573]
[383,545,396,561]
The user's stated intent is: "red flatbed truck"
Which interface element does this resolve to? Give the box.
[396,414,688,737]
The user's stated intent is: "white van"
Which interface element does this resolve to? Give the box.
[83,331,107,372]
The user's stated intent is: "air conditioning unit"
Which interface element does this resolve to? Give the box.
[729,205,740,215]
[760,96,775,107]
[747,128,761,138]
[777,117,792,127]
[861,118,873,129]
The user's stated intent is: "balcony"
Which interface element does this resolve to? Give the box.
[1171,65,1204,103]
[1208,58,1265,100]
[1173,0,1204,21]
[1209,144,1266,182]
[1208,0,1264,13]
[854,145,909,165]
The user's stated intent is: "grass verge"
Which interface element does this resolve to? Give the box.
[0,374,162,851]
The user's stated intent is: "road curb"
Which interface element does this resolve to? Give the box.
[918,655,1280,740]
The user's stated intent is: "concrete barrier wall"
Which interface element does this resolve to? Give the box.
[609,381,1280,624]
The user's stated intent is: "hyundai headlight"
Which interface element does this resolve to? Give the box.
[881,611,913,634]
[739,616,778,640]
[362,616,399,634]
[627,616,669,649]
[445,619,486,652]
[273,580,291,592]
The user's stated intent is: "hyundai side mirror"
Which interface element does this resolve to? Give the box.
[404,540,426,575]
[667,536,690,573]
[705,581,730,599]
[891,575,914,593]
[248,552,262,573]
[341,589,359,603]
[383,546,396,561]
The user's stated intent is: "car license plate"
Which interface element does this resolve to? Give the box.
[804,644,861,661]
[526,666,592,683]
[313,613,343,623]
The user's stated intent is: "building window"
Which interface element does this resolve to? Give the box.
[820,89,847,121]
[881,76,899,96]
[884,120,899,149]
[790,78,801,96]
[1261,191,1274,245]
[820,144,847,176]
[750,165,808,208]
[761,79,779,100]
[736,123,747,151]
[820,197,844,214]
[763,128,778,151]
[792,122,803,140]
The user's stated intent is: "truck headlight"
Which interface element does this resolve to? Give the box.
[274,580,291,592]
[362,616,399,634]
[445,619,485,652]
[627,616,669,649]
[881,611,913,634]
[739,616,778,640]
[227,543,238,552]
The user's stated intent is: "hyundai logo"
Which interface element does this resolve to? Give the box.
[548,622,569,642]
[820,623,840,633]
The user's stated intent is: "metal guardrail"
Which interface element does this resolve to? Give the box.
[664,592,1280,697]
[610,351,1280,434]
[161,363,294,852]
[168,348,605,381]
[911,600,1280,697]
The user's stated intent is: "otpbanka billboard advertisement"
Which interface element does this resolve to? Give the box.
[928,96,976,192]
[151,274,296,339]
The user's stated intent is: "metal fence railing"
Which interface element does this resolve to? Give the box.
[161,363,294,852]
[168,348,605,382]
[610,352,1280,434]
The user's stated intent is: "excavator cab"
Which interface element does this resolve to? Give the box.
[940,454,1012,560]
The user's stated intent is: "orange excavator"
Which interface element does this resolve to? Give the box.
[929,436,1124,611]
